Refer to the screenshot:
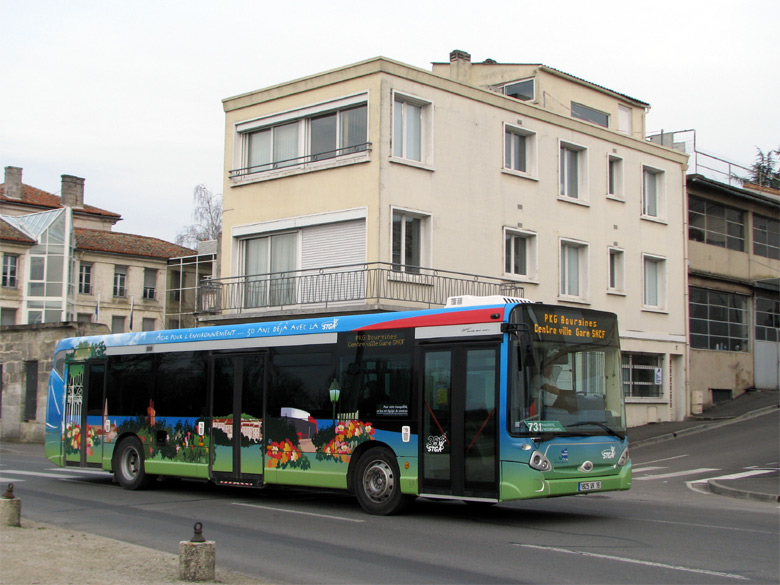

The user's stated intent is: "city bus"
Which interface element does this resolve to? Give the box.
[45,295,631,515]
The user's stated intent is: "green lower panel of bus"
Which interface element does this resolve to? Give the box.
[500,461,632,501]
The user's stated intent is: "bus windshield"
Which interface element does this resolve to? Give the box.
[508,306,626,437]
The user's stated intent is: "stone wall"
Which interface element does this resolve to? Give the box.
[0,322,109,442]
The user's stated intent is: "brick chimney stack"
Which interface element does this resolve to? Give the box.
[4,166,23,199]
[448,49,472,83]
[61,175,85,209]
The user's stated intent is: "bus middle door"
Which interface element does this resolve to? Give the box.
[210,352,266,485]
[420,344,499,501]
[64,361,105,468]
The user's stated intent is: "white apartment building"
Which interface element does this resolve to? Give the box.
[214,51,689,426]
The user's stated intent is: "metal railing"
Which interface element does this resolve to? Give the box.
[229,143,371,179]
[198,262,524,315]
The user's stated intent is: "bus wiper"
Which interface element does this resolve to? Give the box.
[567,421,625,440]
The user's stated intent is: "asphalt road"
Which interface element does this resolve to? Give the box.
[1,412,778,584]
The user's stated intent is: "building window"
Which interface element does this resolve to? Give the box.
[642,166,665,218]
[618,105,632,135]
[571,102,609,128]
[234,95,368,178]
[25,361,38,420]
[608,247,625,293]
[243,232,297,307]
[504,229,536,279]
[560,240,588,299]
[642,255,666,309]
[753,214,779,260]
[113,266,127,298]
[608,155,623,198]
[142,317,156,332]
[78,263,92,294]
[392,210,428,274]
[1,307,17,326]
[143,268,156,300]
[392,92,431,164]
[688,195,745,251]
[622,353,663,398]
[755,293,780,342]
[111,315,125,334]
[689,287,749,351]
[504,125,536,176]
[500,78,534,101]
[560,142,587,201]
[2,254,18,288]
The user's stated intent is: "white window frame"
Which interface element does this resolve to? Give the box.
[113,265,127,298]
[78,263,92,295]
[500,78,535,102]
[642,165,666,221]
[618,105,632,135]
[571,102,609,128]
[504,228,538,282]
[503,123,537,179]
[607,247,625,294]
[642,253,667,311]
[559,141,589,203]
[232,93,369,183]
[559,238,589,303]
[607,154,624,200]
[391,207,431,274]
[391,91,433,168]
[1,254,18,288]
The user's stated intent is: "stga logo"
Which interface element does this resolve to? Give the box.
[601,446,616,459]
[557,448,569,462]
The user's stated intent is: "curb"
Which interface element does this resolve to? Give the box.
[706,480,780,504]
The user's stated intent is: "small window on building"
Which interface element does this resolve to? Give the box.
[642,166,665,219]
[755,293,780,342]
[501,78,534,101]
[753,214,779,260]
[560,240,588,300]
[571,102,609,128]
[111,315,125,334]
[78,263,92,294]
[392,210,428,274]
[504,124,536,176]
[142,317,156,332]
[1,307,17,326]
[25,361,39,420]
[688,195,745,251]
[642,255,666,310]
[504,229,537,279]
[392,92,432,165]
[2,254,18,288]
[690,287,749,351]
[622,353,663,398]
[113,266,127,298]
[143,268,156,300]
[560,142,588,201]
[608,247,625,293]
[608,155,623,198]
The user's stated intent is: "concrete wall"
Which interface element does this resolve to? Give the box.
[0,322,109,442]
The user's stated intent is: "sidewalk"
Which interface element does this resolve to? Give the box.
[629,388,780,503]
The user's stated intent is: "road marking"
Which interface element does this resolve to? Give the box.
[516,544,749,581]
[233,502,364,523]
[0,470,83,479]
[697,469,777,482]
[633,454,688,465]
[47,467,109,476]
[632,466,665,473]
[634,467,719,481]
[0,477,27,483]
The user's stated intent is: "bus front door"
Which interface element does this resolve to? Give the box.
[420,345,499,500]
[210,352,266,485]
[64,362,105,468]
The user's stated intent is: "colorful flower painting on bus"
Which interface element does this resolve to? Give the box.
[266,439,310,469]
[314,420,375,463]
[114,416,210,464]
[64,423,101,456]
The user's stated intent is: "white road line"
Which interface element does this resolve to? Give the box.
[0,477,27,483]
[633,454,688,465]
[695,469,777,482]
[634,467,719,481]
[233,502,364,523]
[632,466,666,473]
[0,470,83,479]
[517,544,749,581]
[46,467,109,476]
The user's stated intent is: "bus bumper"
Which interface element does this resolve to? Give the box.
[500,461,632,501]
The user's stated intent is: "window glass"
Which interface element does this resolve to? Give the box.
[571,102,609,127]
[311,113,337,160]
[340,105,367,152]
[273,122,299,168]
[689,286,748,351]
[106,355,153,416]
[560,146,579,198]
[155,352,208,418]
[268,348,335,420]
[503,79,534,101]
[505,131,527,173]
[622,353,663,397]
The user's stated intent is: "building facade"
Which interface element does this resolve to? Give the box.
[211,51,689,426]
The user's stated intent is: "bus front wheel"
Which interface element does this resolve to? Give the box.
[355,447,410,515]
[114,437,154,490]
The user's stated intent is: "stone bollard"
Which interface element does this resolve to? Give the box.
[179,522,216,582]
[1,484,22,527]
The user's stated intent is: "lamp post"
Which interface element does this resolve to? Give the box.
[329,379,341,430]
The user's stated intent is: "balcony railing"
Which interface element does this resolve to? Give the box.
[229,143,371,179]
[198,262,524,316]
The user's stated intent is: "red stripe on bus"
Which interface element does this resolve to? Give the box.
[354,307,504,330]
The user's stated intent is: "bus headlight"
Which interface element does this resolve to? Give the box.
[529,450,552,472]
[617,448,629,467]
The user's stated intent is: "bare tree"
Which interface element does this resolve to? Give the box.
[175,184,222,248]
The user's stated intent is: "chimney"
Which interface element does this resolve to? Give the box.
[61,175,85,209]
[448,49,472,83]
[4,166,23,199]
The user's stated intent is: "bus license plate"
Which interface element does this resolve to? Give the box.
[578,481,601,492]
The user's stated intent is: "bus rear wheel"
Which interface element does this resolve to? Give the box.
[114,437,154,490]
[355,447,410,515]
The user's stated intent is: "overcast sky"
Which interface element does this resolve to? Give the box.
[2,0,778,244]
